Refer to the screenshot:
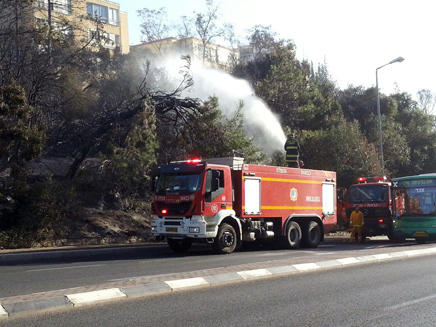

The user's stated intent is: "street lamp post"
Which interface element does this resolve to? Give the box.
[376,56,405,174]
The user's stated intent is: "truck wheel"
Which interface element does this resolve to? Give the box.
[302,221,321,248]
[285,221,302,249]
[167,238,192,253]
[213,223,237,254]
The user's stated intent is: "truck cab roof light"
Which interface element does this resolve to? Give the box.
[358,176,387,183]
[186,158,202,163]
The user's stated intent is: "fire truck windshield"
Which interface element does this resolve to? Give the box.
[393,186,436,217]
[349,184,388,204]
[155,173,203,195]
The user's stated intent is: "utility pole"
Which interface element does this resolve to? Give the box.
[14,0,19,64]
[47,0,52,27]
[47,0,53,64]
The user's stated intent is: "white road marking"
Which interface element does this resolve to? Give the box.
[165,277,209,289]
[237,269,272,279]
[66,288,126,306]
[0,304,8,317]
[337,257,360,265]
[26,264,104,272]
[386,294,436,311]
[293,263,320,271]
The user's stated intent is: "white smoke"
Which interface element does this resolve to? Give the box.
[148,57,287,157]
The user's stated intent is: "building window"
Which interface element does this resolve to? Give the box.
[88,29,120,48]
[88,29,97,41]
[35,0,72,15]
[54,0,71,15]
[86,3,109,23]
[35,17,73,35]
[114,35,120,45]
[106,33,120,47]
[108,8,119,26]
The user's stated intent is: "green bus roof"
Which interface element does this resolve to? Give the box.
[392,173,436,182]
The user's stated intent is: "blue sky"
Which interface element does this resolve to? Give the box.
[116,0,436,103]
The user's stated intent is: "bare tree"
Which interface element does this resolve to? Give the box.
[417,89,436,115]
[194,0,227,64]
[175,15,194,39]
[65,56,198,179]
[137,7,170,55]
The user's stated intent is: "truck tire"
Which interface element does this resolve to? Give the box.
[167,238,192,253]
[302,221,321,248]
[213,223,237,254]
[285,221,302,249]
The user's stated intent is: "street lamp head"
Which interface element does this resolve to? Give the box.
[389,56,405,64]
[375,55,404,174]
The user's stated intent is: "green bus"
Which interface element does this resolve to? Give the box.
[391,173,436,243]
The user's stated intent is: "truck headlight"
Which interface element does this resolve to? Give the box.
[189,227,200,233]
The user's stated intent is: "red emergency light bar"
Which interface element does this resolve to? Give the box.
[186,159,202,163]
[357,176,387,183]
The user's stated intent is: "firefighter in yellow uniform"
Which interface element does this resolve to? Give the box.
[350,205,364,243]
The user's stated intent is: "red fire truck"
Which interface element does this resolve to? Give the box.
[343,176,393,240]
[151,157,337,254]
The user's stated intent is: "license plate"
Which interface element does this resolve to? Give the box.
[166,227,178,232]
[415,231,427,237]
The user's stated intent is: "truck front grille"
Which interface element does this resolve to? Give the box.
[156,202,192,216]
[346,207,390,219]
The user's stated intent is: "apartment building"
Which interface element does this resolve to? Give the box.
[33,0,129,54]
[132,37,238,70]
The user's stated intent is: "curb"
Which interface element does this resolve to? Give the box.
[1,245,436,319]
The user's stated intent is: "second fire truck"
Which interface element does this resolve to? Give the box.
[343,176,393,240]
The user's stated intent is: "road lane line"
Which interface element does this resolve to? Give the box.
[26,264,104,272]
[386,294,436,311]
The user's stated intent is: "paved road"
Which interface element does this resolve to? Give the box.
[0,236,429,299]
[2,254,435,326]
